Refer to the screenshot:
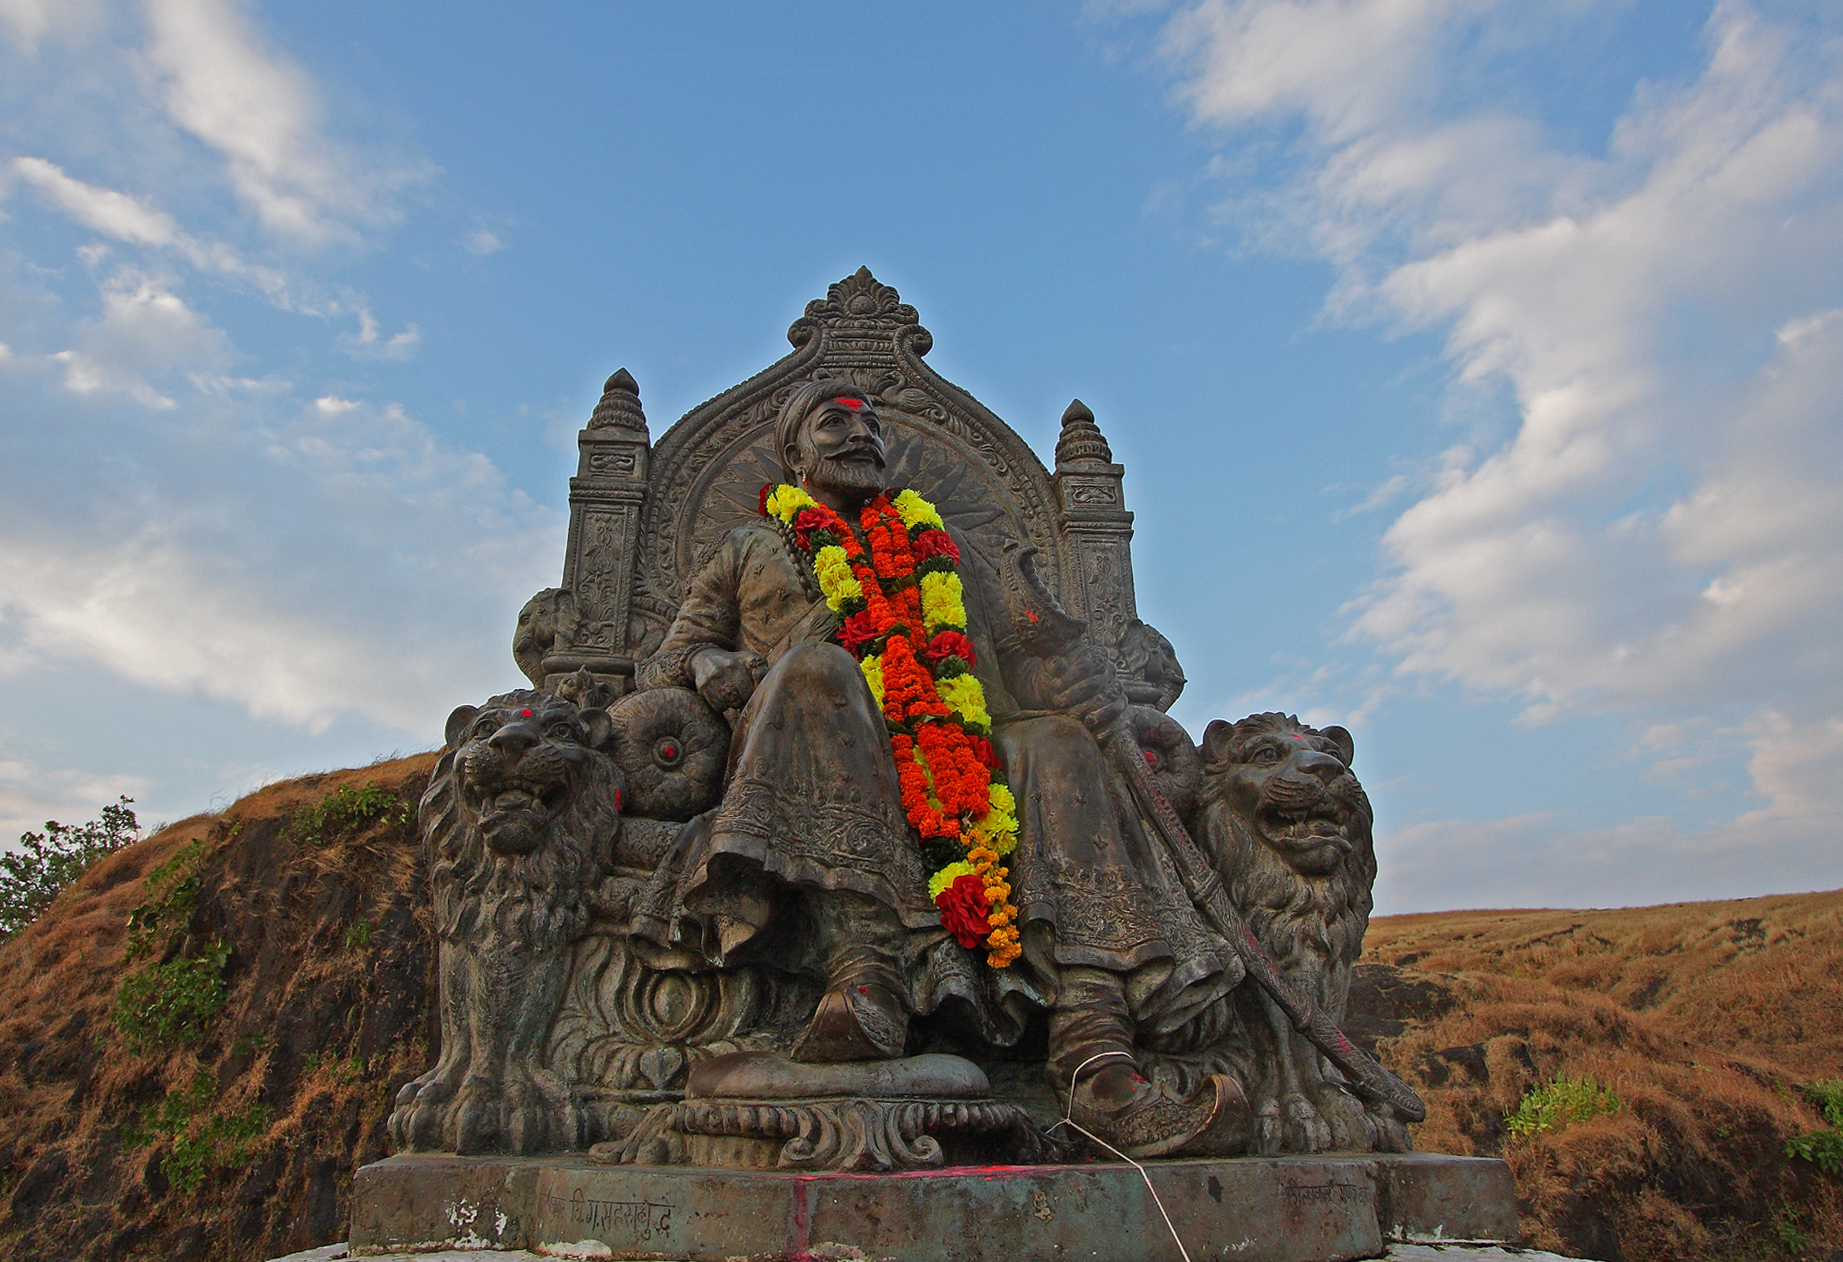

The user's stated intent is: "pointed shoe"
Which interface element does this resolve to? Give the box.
[789,980,908,1063]
[1068,1065,1252,1160]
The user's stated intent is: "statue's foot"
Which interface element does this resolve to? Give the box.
[789,978,909,1062]
[1066,1064,1251,1160]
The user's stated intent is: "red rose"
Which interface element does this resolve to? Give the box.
[923,629,977,668]
[966,734,1000,770]
[791,505,833,548]
[911,529,960,563]
[838,610,881,654]
[937,873,990,949]
[759,484,773,515]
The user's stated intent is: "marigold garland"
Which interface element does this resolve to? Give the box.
[763,482,1023,968]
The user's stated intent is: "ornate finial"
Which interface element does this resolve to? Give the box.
[796,268,920,331]
[1055,398,1113,467]
[588,367,648,432]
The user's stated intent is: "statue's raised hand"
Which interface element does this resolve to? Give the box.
[689,646,768,713]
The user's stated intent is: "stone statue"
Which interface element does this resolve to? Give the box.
[387,269,1423,1169]
[1195,713,1408,1155]
[624,379,1249,1158]
[388,690,623,1154]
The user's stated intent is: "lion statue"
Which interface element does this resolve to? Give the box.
[1196,712,1406,1155]
[387,689,624,1155]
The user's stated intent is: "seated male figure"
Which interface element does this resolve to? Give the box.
[630,379,1250,1157]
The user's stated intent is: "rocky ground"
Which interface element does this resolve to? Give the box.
[1,760,1839,1261]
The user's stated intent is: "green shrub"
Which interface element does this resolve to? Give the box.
[1785,1079,1843,1176]
[0,796,138,939]
[124,837,208,961]
[114,939,230,1051]
[125,1072,268,1194]
[291,782,410,843]
[1505,1074,1621,1138]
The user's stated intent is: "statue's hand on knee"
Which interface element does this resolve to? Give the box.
[1039,644,1126,731]
[691,647,768,712]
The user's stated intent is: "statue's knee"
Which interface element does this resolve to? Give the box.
[772,642,861,689]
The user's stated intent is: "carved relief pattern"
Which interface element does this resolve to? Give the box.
[587,449,639,477]
[547,932,801,1094]
[574,507,640,635]
[1080,546,1131,648]
[605,1097,1056,1172]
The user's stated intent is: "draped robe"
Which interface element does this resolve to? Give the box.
[629,519,1242,1047]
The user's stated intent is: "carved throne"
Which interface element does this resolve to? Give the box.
[522,266,1183,712]
[512,268,1192,1158]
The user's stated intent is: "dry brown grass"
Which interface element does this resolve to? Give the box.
[0,755,439,1262]
[1361,892,1843,1260]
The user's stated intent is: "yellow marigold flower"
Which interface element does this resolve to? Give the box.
[928,861,977,901]
[813,545,862,609]
[976,818,1018,855]
[987,783,1015,816]
[919,571,966,628]
[936,674,990,729]
[859,654,885,708]
[765,484,815,520]
[893,488,944,530]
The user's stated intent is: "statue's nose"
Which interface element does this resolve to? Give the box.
[489,722,538,765]
[1293,749,1346,782]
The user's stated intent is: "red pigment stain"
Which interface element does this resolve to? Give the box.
[835,397,864,411]
[519,709,533,717]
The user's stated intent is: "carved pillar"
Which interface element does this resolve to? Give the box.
[552,369,651,690]
[1052,399,1137,658]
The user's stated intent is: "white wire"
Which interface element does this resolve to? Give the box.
[1047,1051,1195,1262]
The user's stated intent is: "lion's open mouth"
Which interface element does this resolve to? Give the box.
[463,776,568,820]
[1258,805,1353,851]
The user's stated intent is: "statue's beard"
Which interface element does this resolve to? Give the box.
[804,450,887,496]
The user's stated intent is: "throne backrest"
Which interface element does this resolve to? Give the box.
[535,268,1166,705]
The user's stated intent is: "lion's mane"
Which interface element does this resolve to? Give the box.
[1198,712,1376,1007]
[420,690,623,950]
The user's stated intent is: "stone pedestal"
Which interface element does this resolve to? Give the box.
[348,1152,1517,1262]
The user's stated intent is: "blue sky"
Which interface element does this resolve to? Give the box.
[2,0,1839,913]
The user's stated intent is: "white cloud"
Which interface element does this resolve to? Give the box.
[49,269,229,408]
[11,156,182,246]
[0,0,103,51]
[463,227,504,256]
[141,0,429,242]
[336,308,422,361]
[1158,0,1843,885]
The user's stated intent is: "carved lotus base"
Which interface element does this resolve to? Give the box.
[593,1094,1059,1171]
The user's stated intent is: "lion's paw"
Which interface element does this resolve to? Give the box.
[443,1067,586,1155]
[388,1058,470,1151]
[1281,1093,1334,1153]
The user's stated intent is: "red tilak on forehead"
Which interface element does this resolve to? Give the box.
[834,397,864,411]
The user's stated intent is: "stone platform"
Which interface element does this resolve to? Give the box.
[349,1152,1517,1261]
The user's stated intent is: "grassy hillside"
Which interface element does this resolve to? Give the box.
[0,760,1838,1261]
[0,758,437,1262]
[1357,896,1843,1260]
